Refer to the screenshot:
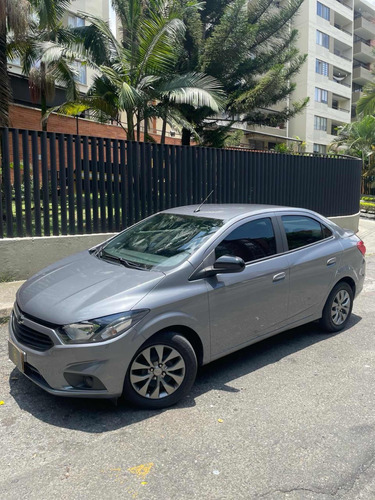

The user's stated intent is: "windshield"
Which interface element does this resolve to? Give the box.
[99,213,224,270]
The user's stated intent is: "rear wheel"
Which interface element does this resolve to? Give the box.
[123,332,197,409]
[320,282,353,333]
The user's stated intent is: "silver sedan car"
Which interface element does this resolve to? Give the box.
[8,205,366,409]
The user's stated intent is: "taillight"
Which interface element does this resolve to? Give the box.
[357,240,366,256]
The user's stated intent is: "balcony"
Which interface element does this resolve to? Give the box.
[331,104,350,113]
[353,40,375,64]
[336,0,352,10]
[332,77,351,88]
[334,24,352,37]
[353,65,373,85]
[354,16,375,39]
[333,50,352,62]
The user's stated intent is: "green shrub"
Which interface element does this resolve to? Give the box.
[360,201,375,211]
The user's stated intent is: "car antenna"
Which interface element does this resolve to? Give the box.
[194,190,214,213]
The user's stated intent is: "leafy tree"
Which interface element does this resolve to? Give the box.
[357,76,375,116]
[330,116,375,194]
[49,0,225,142]
[0,0,30,127]
[9,0,83,130]
[176,0,308,145]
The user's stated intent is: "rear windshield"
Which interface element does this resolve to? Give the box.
[100,213,224,270]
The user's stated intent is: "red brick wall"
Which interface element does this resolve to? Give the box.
[9,104,182,145]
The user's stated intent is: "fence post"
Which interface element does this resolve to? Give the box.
[1,128,13,237]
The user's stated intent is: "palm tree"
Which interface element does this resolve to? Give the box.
[357,78,375,116]
[10,0,82,130]
[46,0,225,142]
[0,0,30,127]
[330,115,375,194]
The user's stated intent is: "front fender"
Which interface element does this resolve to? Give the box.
[136,310,210,364]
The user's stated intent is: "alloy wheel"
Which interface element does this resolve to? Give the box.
[331,289,350,325]
[129,344,186,399]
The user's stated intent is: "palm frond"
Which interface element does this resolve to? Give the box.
[50,59,80,102]
[357,82,375,116]
[137,16,185,77]
[157,72,225,111]
[33,0,71,29]
[78,14,122,59]
[119,81,145,111]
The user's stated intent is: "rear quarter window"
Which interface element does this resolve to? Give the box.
[281,215,331,250]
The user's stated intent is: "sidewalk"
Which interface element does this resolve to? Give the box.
[0,281,25,319]
[1,218,374,320]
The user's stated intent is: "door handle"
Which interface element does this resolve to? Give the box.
[327,257,336,266]
[273,272,286,282]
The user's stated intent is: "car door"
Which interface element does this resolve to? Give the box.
[206,215,290,358]
[277,213,343,324]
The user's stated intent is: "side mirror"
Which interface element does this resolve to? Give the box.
[189,255,246,281]
[213,255,245,274]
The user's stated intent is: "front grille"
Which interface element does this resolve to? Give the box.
[12,314,54,352]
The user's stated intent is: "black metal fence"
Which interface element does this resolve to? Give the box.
[0,128,362,238]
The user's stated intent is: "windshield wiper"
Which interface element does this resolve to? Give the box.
[97,250,148,270]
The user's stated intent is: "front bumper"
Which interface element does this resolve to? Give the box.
[8,310,145,399]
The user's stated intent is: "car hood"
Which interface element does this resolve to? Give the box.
[16,251,165,325]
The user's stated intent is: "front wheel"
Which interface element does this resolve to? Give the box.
[123,332,198,409]
[320,282,353,333]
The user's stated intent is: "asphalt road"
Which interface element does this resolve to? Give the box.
[1,258,375,499]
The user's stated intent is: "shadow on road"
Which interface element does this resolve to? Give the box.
[8,314,361,432]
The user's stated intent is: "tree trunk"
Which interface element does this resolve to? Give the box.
[144,116,148,142]
[362,152,365,195]
[136,112,141,142]
[182,128,191,146]
[40,62,47,132]
[0,0,10,128]
[126,111,135,141]
[161,114,167,144]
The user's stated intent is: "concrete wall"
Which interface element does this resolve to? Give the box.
[0,213,360,281]
[0,233,116,281]
[329,212,360,233]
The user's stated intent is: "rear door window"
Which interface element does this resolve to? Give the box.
[215,217,277,263]
[281,215,328,250]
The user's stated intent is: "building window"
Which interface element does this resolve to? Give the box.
[68,14,85,28]
[72,61,87,85]
[316,30,329,48]
[315,87,328,103]
[317,2,330,20]
[316,59,329,76]
[314,116,327,131]
[313,143,327,154]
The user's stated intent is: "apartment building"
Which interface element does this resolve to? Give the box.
[240,0,375,153]
[7,0,375,147]
[352,0,375,116]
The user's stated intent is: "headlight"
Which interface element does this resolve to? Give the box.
[58,310,149,344]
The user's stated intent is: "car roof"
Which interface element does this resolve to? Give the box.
[162,204,309,221]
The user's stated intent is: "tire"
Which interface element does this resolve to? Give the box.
[320,281,353,333]
[123,332,198,409]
